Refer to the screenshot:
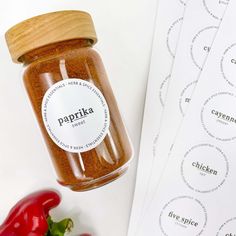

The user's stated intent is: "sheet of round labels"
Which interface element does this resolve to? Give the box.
[128,0,236,235]
[128,0,185,235]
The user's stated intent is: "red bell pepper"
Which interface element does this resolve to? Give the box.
[0,190,73,236]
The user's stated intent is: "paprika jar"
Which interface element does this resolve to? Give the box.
[5,10,133,191]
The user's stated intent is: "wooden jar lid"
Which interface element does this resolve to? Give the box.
[5,10,97,63]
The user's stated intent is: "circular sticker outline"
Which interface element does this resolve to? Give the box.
[190,26,218,70]
[203,0,228,21]
[179,80,198,116]
[159,196,208,236]
[159,75,170,107]
[42,78,110,153]
[167,18,184,58]
[181,143,229,193]
[201,92,236,141]
[220,43,236,88]
[216,217,236,236]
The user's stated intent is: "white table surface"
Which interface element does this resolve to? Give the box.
[0,0,157,235]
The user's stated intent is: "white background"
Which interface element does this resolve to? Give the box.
[0,0,157,235]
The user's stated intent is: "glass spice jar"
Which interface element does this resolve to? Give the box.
[5,10,133,191]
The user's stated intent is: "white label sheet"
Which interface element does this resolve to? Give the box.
[138,0,236,234]
[128,0,186,235]
[144,0,229,217]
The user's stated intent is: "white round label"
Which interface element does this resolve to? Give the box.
[159,196,207,236]
[181,144,228,193]
[41,79,110,153]
[201,92,236,141]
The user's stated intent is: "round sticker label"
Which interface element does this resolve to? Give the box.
[159,196,207,236]
[181,144,229,193]
[42,79,110,153]
[201,92,236,141]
